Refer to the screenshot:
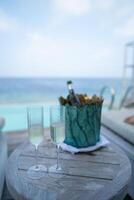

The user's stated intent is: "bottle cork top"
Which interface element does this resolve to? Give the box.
[67,80,72,85]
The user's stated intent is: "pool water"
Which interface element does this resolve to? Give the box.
[0,103,108,132]
[0,104,51,132]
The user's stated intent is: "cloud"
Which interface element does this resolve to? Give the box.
[18,32,66,70]
[54,0,91,15]
[115,5,134,18]
[93,0,115,11]
[16,31,74,76]
[0,9,16,32]
[16,31,119,77]
[114,15,134,38]
[27,32,45,43]
[91,46,113,61]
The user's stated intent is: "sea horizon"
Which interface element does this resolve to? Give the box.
[0,77,131,105]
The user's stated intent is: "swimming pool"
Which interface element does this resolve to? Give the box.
[0,104,53,132]
[0,103,108,132]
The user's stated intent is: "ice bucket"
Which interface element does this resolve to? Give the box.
[64,103,103,148]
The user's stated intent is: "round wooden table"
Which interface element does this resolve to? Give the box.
[6,138,131,200]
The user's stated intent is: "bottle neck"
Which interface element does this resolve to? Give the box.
[67,81,80,105]
[68,84,72,91]
[68,84,74,95]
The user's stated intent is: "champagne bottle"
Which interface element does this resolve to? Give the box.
[67,80,80,106]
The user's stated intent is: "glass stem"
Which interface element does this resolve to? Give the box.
[35,146,38,169]
[56,144,60,169]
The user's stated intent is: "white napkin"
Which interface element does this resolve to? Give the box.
[59,135,110,154]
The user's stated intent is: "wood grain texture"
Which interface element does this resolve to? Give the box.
[6,135,131,200]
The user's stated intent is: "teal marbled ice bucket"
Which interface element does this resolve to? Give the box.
[64,103,103,148]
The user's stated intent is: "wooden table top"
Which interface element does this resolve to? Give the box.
[6,136,131,200]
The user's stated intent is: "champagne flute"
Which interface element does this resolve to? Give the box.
[27,106,47,179]
[49,105,65,173]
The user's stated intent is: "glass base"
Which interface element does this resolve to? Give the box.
[48,164,65,178]
[27,164,47,179]
[49,164,62,172]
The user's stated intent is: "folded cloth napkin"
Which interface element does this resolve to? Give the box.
[59,135,109,154]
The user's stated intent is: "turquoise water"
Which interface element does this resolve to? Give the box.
[0,104,51,131]
[0,78,131,131]
[0,103,108,132]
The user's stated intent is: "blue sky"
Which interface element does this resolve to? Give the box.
[0,0,134,77]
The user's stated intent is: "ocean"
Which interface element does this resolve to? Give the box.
[0,77,126,104]
[0,77,131,131]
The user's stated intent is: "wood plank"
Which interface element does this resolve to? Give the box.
[17,155,119,180]
[18,170,107,191]
[19,144,121,165]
